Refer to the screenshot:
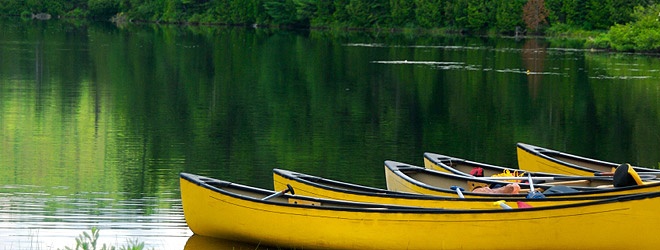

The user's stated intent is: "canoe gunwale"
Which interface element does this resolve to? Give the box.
[423,152,472,176]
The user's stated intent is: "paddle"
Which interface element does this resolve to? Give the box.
[450,186,465,199]
[493,200,512,209]
[477,176,613,181]
[595,171,660,177]
[493,200,534,209]
[262,184,295,200]
[525,173,545,199]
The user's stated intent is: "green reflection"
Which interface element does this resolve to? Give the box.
[2,19,660,206]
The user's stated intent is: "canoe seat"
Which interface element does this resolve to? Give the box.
[613,163,644,187]
[467,181,489,191]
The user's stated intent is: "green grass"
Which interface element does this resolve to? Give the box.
[60,227,148,250]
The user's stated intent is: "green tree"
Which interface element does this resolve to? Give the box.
[88,0,120,20]
[494,0,524,32]
[0,0,656,33]
[466,0,490,30]
[344,0,389,27]
[125,0,164,21]
[445,0,469,28]
[308,0,334,26]
[264,0,298,25]
[562,0,585,27]
[608,5,660,51]
[0,0,26,15]
[332,0,351,25]
[228,0,255,24]
[585,0,609,29]
[160,0,181,22]
[390,0,415,27]
[204,0,232,23]
[24,0,66,14]
[294,0,319,26]
[263,0,315,27]
[414,0,444,28]
[609,0,651,25]
[545,0,564,24]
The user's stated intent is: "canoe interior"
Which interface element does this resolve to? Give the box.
[295,174,394,194]
[427,154,615,188]
[438,159,524,178]
[403,170,467,189]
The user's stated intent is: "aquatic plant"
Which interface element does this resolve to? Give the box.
[61,227,146,250]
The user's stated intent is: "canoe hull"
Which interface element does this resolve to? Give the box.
[517,143,600,175]
[182,173,660,249]
[516,142,660,176]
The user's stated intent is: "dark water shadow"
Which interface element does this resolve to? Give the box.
[185,234,314,250]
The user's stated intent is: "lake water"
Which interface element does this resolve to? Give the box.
[2,18,660,249]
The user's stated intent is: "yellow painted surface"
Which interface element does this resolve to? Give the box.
[423,157,451,173]
[516,146,596,176]
[181,175,660,249]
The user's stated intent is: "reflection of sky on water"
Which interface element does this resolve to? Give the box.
[345,43,387,47]
[348,43,593,52]
[371,60,464,65]
[0,185,191,249]
[590,75,652,80]
[371,60,568,76]
[360,42,660,80]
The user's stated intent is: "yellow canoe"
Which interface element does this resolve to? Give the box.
[385,160,660,198]
[517,142,660,176]
[423,152,616,187]
[273,168,638,209]
[181,172,660,249]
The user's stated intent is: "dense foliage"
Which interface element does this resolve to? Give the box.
[0,0,652,31]
[582,4,660,52]
[607,4,660,52]
[1,0,658,51]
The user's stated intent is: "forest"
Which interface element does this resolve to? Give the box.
[1,0,659,51]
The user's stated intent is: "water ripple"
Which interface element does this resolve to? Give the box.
[371,60,464,65]
[0,185,190,249]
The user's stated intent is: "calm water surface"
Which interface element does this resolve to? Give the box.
[2,18,660,249]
